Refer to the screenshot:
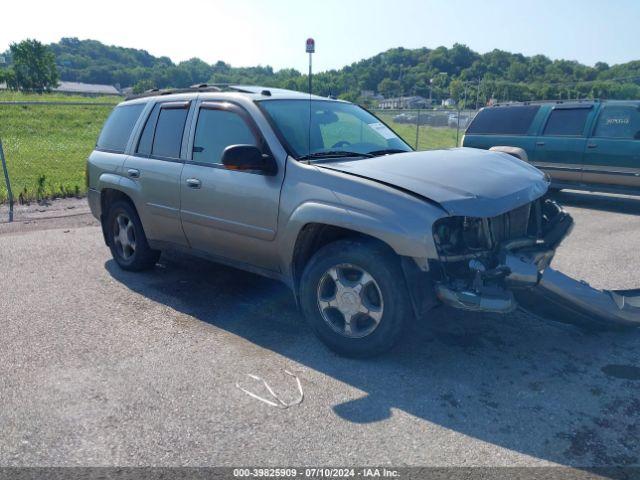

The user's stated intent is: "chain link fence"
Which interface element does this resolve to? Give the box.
[0,99,117,210]
[371,109,478,150]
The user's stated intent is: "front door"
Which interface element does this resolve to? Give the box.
[582,103,640,189]
[179,102,285,271]
[532,105,594,184]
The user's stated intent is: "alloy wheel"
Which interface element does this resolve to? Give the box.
[316,263,384,338]
[113,213,136,260]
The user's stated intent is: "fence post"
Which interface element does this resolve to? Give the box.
[0,138,14,222]
[415,110,420,149]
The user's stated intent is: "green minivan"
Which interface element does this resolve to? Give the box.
[462,100,640,194]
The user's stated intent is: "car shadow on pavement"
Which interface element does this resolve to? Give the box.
[551,190,640,216]
[106,252,640,468]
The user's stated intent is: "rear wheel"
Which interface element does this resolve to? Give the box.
[105,200,160,271]
[300,239,412,357]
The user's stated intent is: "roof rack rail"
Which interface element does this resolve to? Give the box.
[125,84,224,101]
[123,83,277,101]
[491,98,599,107]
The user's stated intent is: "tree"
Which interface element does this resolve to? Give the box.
[8,39,59,92]
[5,37,638,102]
[377,78,401,98]
[132,79,155,94]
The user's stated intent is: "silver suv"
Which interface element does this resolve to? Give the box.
[87,85,640,357]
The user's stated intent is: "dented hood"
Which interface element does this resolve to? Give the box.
[321,148,549,217]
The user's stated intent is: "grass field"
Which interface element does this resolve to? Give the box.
[0,92,121,203]
[0,93,459,204]
[374,111,461,150]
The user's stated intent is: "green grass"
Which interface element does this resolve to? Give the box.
[0,93,121,203]
[0,91,122,104]
[375,112,460,150]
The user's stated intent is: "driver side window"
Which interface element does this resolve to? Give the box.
[192,108,257,165]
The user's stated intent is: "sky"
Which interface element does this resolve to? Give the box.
[1,0,638,73]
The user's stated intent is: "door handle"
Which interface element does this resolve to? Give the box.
[587,143,598,149]
[186,178,202,189]
[127,168,140,178]
[536,141,545,146]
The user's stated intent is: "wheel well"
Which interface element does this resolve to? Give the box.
[291,223,395,290]
[290,223,438,319]
[99,189,136,244]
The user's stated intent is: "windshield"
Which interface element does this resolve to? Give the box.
[258,99,412,160]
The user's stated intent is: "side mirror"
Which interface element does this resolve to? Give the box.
[221,144,277,175]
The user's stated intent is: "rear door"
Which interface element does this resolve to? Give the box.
[582,103,640,189]
[532,104,594,184]
[123,101,191,246]
[179,101,285,271]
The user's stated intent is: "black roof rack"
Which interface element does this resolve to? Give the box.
[124,83,263,101]
[490,98,599,107]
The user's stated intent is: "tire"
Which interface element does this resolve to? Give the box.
[299,239,412,357]
[105,200,160,271]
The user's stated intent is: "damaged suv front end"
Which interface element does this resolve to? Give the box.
[432,195,640,328]
[318,146,640,331]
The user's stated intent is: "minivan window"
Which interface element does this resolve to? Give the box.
[136,103,161,156]
[543,108,590,136]
[151,106,189,159]
[465,106,540,135]
[96,103,145,153]
[192,108,257,165]
[594,105,640,139]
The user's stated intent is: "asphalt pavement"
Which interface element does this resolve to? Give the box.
[0,191,639,467]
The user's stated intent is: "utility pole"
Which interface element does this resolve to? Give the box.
[429,78,433,106]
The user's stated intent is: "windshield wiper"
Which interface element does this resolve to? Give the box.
[366,149,410,157]
[298,150,373,161]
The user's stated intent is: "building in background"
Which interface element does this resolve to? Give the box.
[360,90,384,101]
[378,95,429,109]
[53,81,120,96]
[0,80,121,96]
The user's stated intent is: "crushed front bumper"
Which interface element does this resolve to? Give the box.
[434,201,640,328]
[515,266,640,328]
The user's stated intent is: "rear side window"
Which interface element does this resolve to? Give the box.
[543,108,591,136]
[192,108,257,165]
[151,105,189,159]
[136,103,161,156]
[466,106,540,135]
[594,105,640,139]
[96,104,145,153]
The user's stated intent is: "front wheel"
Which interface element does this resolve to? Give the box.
[299,239,412,357]
[105,200,160,271]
